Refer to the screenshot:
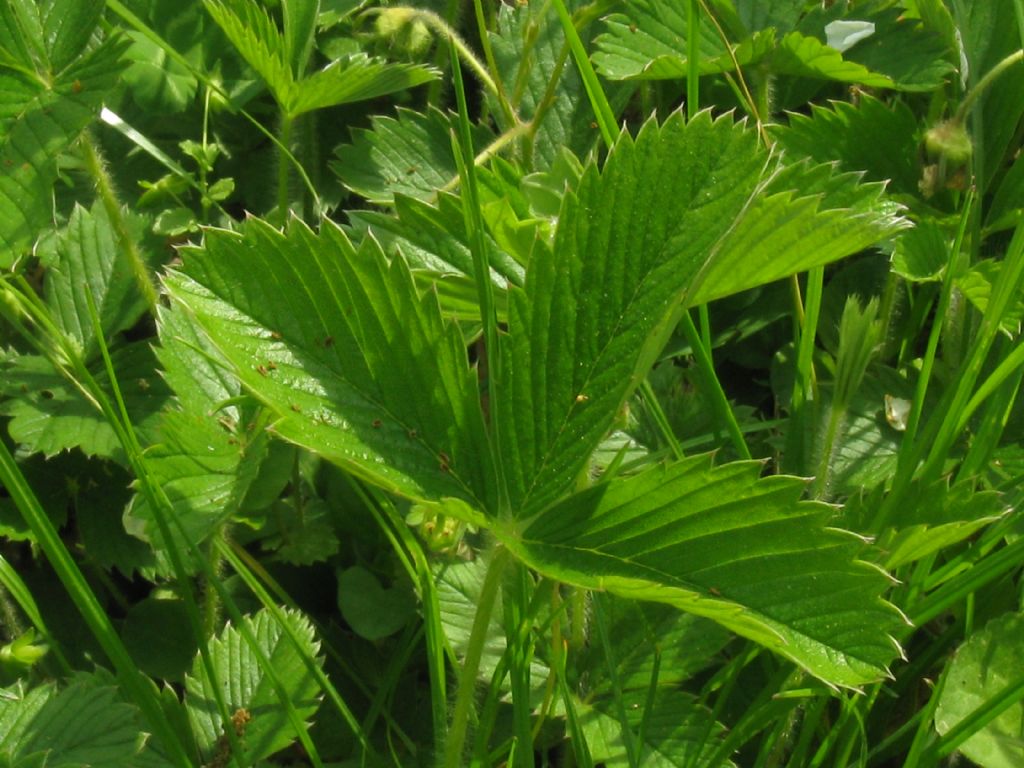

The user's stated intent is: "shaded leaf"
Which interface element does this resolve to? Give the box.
[579,687,732,768]
[498,455,903,686]
[121,597,197,683]
[935,612,1024,768]
[284,55,437,118]
[332,107,490,205]
[769,30,895,87]
[593,0,775,80]
[491,0,602,169]
[0,344,169,461]
[184,608,322,765]
[0,674,148,767]
[41,202,151,358]
[770,94,921,196]
[123,409,269,563]
[337,565,416,641]
[0,34,129,265]
[578,596,732,695]
[891,220,949,281]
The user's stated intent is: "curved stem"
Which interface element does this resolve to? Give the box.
[955,48,1024,124]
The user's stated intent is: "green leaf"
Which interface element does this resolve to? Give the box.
[282,0,318,76]
[283,54,437,118]
[435,556,549,690]
[593,0,775,80]
[769,94,921,196]
[838,7,954,91]
[579,688,732,767]
[184,608,322,765]
[259,498,340,564]
[75,462,156,577]
[688,158,909,306]
[577,597,732,696]
[336,565,416,641]
[121,31,199,114]
[496,111,907,516]
[37,0,106,72]
[0,674,148,767]
[0,34,128,266]
[891,220,949,281]
[121,597,197,683]
[155,302,242,417]
[203,0,293,105]
[123,409,269,564]
[769,30,895,87]
[349,192,524,289]
[935,612,1024,768]
[0,344,169,460]
[41,202,151,358]
[498,455,904,687]
[332,107,490,205]
[204,0,435,118]
[165,218,496,508]
[957,0,1024,190]
[491,0,600,169]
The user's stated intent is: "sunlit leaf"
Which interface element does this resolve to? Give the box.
[165,219,496,507]
[936,612,1024,768]
[498,455,904,686]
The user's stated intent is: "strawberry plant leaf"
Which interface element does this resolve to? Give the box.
[769,30,895,87]
[203,0,293,104]
[204,0,436,118]
[593,0,775,80]
[350,192,524,290]
[40,203,151,358]
[497,111,907,516]
[165,219,497,507]
[0,673,154,767]
[491,0,600,169]
[332,107,492,205]
[281,0,318,77]
[769,94,921,196]
[837,7,954,91]
[499,455,904,686]
[34,0,107,72]
[435,556,550,688]
[0,32,128,266]
[184,608,322,765]
[0,344,169,461]
[578,597,732,695]
[284,55,437,118]
[155,302,243,417]
[123,409,270,565]
[579,688,732,768]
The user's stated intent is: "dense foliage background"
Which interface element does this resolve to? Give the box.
[1,0,1024,766]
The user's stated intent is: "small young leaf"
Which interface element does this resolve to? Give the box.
[337,566,416,641]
